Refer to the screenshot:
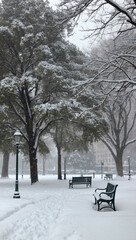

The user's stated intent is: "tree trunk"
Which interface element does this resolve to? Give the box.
[19,83,39,184]
[1,150,10,178]
[43,157,45,176]
[115,152,123,176]
[29,147,38,184]
[64,158,66,180]
[57,146,62,180]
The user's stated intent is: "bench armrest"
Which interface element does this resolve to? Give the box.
[99,190,115,197]
[95,187,106,193]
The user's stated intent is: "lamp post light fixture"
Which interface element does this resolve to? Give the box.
[13,130,22,198]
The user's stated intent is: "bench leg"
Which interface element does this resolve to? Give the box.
[93,195,98,205]
[69,183,73,188]
[98,201,101,211]
[86,184,91,187]
[112,202,116,211]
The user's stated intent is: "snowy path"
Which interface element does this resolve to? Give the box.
[0,177,67,240]
[0,175,136,240]
[2,196,62,240]
[47,189,92,240]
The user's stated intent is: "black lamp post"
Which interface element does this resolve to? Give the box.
[128,156,131,180]
[101,161,104,179]
[13,130,22,198]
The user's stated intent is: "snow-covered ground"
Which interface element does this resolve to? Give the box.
[0,174,136,240]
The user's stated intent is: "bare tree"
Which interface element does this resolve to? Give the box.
[86,36,136,176]
[59,0,136,38]
[59,1,136,90]
[78,31,136,100]
[101,91,136,176]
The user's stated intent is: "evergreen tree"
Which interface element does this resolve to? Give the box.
[0,0,108,183]
[0,0,69,183]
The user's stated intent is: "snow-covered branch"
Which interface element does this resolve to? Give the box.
[60,0,136,36]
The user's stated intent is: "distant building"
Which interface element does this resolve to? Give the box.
[93,141,116,172]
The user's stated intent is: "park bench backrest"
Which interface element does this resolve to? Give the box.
[86,177,91,182]
[72,177,86,182]
[72,177,91,183]
[106,183,117,198]
[106,173,112,177]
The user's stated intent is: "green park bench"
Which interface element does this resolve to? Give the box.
[69,176,92,188]
[93,182,118,211]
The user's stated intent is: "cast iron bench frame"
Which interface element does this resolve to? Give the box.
[69,176,92,188]
[93,182,118,211]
